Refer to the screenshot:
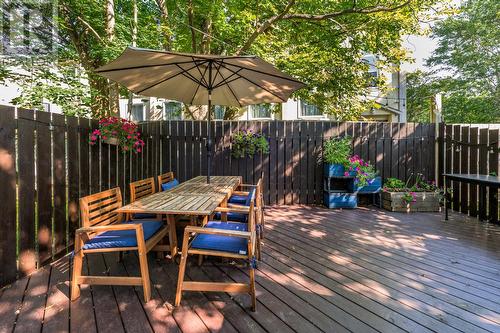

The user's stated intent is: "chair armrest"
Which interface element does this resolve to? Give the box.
[227,203,249,209]
[185,225,251,239]
[232,190,250,196]
[76,223,140,234]
[213,206,250,214]
[238,184,257,188]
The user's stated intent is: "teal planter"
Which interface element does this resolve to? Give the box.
[324,163,345,177]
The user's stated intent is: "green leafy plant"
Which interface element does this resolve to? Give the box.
[401,192,417,205]
[231,130,269,159]
[323,137,352,165]
[383,178,406,191]
[345,155,377,186]
[90,117,145,153]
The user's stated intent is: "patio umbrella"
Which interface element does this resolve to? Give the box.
[96,47,305,183]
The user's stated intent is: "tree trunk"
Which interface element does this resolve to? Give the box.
[105,0,120,116]
[88,73,111,118]
[156,0,172,50]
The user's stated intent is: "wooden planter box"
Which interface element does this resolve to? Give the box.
[382,191,441,212]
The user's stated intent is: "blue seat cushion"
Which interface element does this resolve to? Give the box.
[83,220,164,250]
[161,179,180,191]
[228,187,256,206]
[191,222,248,255]
[228,194,247,205]
[213,211,248,223]
[132,213,157,219]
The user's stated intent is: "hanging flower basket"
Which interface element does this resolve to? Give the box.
[103,137,119,146]
[90,116,145,153]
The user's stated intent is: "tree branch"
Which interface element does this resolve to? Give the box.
[235,0,412,55]
[76,16,104,43]
[282,1,412,21]
[236,0,296,55]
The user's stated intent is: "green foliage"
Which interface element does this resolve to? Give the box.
[323,137,351,165]
[408,0,499,123]
[383,178,406,191]
[3,0,443,119]
[231,130,270,159]
[4,58,91,116]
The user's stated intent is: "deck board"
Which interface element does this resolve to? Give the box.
[1,206,500,333]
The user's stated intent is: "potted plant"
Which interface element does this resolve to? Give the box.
[344,155,377,189]
[90,116,145,153]
[323,137,351,177]
[231,130,269,158]
[382,174,442,212]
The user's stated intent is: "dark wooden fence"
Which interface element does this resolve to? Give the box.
[164,121,437,206]
[0,108,438,287]
[438,124,500,222]
[0,106,164,286]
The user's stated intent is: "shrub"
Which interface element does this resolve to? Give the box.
[323,137,351,165]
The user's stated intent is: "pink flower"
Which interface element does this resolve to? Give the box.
[127,135,132,139]
[92,129,100,135]
[90,135,97,141]
[102,136,107,140]
[137,148,142,153]
[344,172,349,176]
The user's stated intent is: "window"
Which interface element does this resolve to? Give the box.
[366,71,378,87]
[300,101,322,117]
[130,103,144,122]
[164,101,182,120]
[250,103,272,119]
[214,105,225,120]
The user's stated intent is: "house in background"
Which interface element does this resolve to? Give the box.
[121,54,407,123]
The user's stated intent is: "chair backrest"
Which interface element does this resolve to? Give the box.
[255,175,263,208]
[80,188,123,228]
[130,177,156,203]
[158,172,175,190]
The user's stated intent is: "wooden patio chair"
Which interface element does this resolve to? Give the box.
[71,187,169,303]
[129,177,161,221]
[158,171,180,191]
[175,203,257,311]
[226,174,265,239]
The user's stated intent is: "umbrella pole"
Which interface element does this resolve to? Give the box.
[207,88,212,184]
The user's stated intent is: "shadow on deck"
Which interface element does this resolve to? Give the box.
[1,206,500,333]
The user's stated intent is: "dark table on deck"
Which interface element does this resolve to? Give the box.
[443,173,500,223]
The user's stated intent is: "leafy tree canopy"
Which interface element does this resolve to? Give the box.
[5,0,444,119]
[407,0,500,123]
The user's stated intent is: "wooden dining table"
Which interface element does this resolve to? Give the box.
[116,176,242,258]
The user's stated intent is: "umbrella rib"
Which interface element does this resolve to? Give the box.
[136,61,208,94]
[217,61,287,102]
[218,61,305,85]
[210,62,224,88]
[225,80,243,107]
[190,64,210,105]
[191,56,209,87]
[176,64,206,87]
[212,68,243,89]
[95,59,207,73]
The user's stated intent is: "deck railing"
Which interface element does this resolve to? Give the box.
[0,105,462,288]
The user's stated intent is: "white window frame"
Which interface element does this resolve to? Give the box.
[130,103,145,122]
[299,100,324,118]
[249,103,273,120]
[163,101,183,120]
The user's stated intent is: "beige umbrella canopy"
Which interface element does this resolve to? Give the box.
[96,47,304,106]
[96,47,305,182]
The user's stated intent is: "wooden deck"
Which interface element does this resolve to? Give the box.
[1,206,500,333]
